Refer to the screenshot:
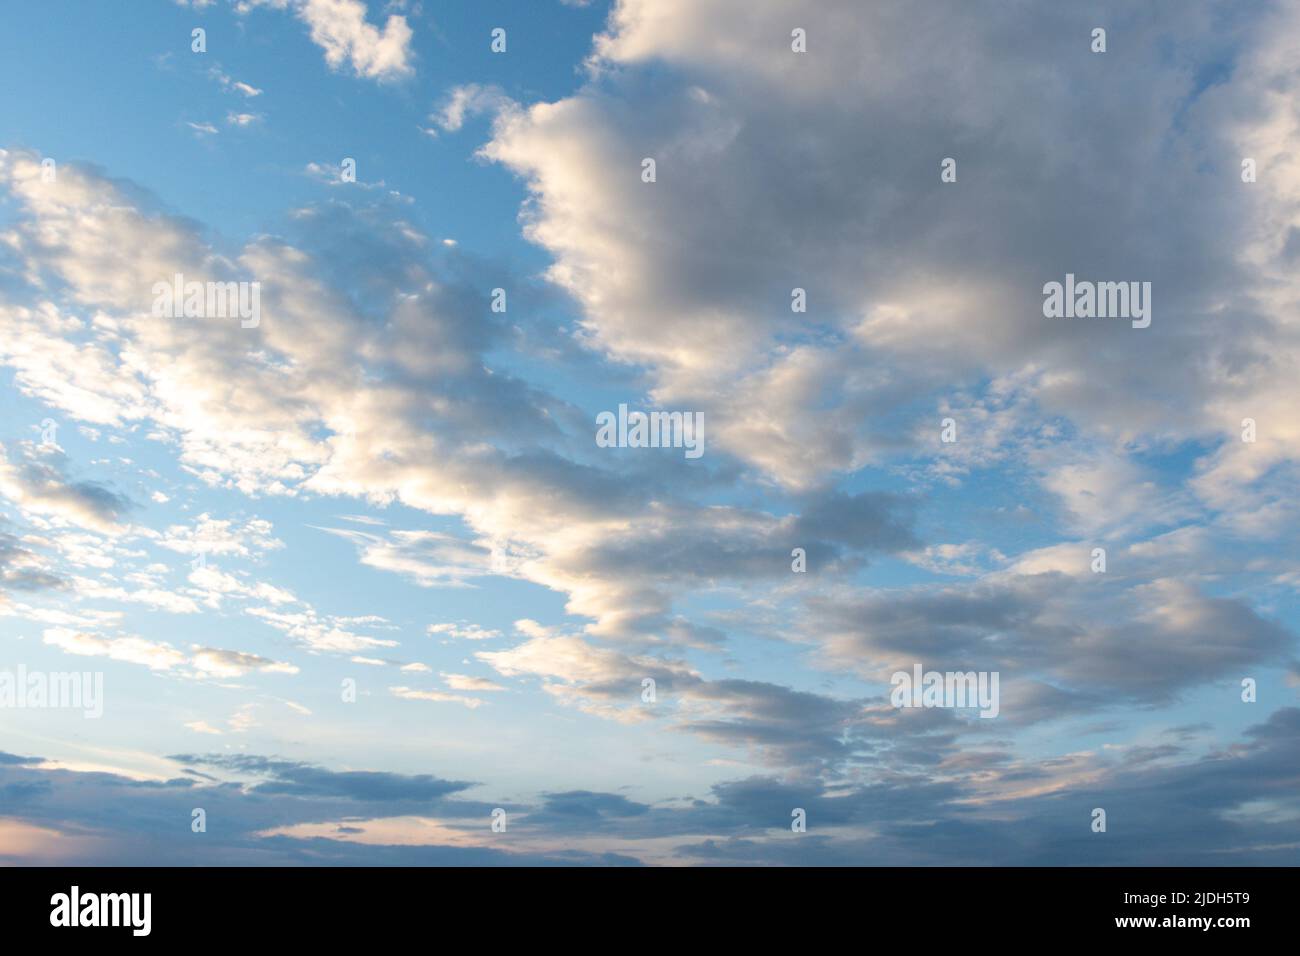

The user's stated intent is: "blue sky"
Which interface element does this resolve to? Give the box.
[1,0,1299,865]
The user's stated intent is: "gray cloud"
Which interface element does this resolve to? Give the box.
[4,707,1299,864]
[0,445,133,533]
[167,754,475,804]
[807,573,1293,710]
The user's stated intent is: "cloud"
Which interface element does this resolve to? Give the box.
[240,0,414,81]
[428,622,502,641]
[302,0,413,80]
[247,605,397,654]
[317,527,495,587]
[158,514,283,558]
[0,529,67,596]
[0,444,133,534]
[536,790,650,820]
[389,686,484,709]
[38,626,299,678]
[42,627,186,670]
[189,647,300,678]
[806,574,1292,711]
[440,673,505,692]
[428,84,513,134]
[0,746,643,863]
[476,630,935,770]
[5,708,1299,864]
[4,0,1300,868]
[171,753,472,802]
[210,67,263,98]
[482,0,1300,501]
[184,720,224,735]
[0,752,43,766]
[2,149,914,652]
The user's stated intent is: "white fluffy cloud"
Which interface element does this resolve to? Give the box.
[237,0,414,81]
[483,0,1300,502]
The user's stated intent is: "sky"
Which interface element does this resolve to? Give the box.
[0,0,1298,866]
